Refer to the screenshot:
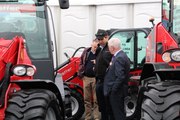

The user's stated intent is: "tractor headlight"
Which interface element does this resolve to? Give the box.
[26,67,36,76]
[13,66,26,76]
[162,49,180,63]
[162,52,171,62]
[12,65,36,76]
[171,51,180,62]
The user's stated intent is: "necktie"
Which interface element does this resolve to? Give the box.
[111,55,115,62]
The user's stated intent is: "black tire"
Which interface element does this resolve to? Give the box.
[141,76,157,87]
[141,81,180,120]
[70,90,84,120]
[5,89,63,120]
[64,83,72,119]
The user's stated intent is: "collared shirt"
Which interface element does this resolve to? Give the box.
[91,49,96,54]
[110,49,121,64]
[114,49,122,57]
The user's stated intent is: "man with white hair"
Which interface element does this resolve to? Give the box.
[104,38,130,120]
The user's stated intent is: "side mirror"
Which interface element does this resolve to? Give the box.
[149,17,155,27]
[59,0,69,9]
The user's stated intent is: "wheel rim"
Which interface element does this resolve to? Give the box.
[125,95,137,117]
[45,107,57,120]
[71,96,79,115]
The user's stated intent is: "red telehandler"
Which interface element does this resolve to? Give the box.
[57,28,151,120]
[0,0,72,120]
[131,0,180,119]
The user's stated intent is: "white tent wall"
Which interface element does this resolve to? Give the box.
[47,0,161,64]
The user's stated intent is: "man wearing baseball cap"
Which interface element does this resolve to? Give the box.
[95,29,109,40]
[94,29,112,120]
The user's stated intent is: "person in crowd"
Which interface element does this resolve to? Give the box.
[94,29,112,120]
[78,39,100,120]
[104,38,130,120]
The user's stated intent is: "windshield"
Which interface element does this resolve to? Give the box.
[0,0,49,59]
[173,0,180,36]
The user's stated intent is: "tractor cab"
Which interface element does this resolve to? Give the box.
[162,0,180,39]
[109,28,150,75]
[146,0,180,63]
[0,0,59,80]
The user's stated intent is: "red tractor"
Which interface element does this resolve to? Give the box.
[0,0,72,120]
[58,28,151,119]
[131,0,180,119]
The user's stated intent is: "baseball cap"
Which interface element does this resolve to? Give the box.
[95,29,108,40]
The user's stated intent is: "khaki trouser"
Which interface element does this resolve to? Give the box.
[83,76,100,120]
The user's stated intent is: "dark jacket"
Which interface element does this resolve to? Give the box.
[78,47,93,78]
[95,43,112,80]
[104,50,130,97]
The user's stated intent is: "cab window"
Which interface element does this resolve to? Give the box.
[110,30,147,69]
